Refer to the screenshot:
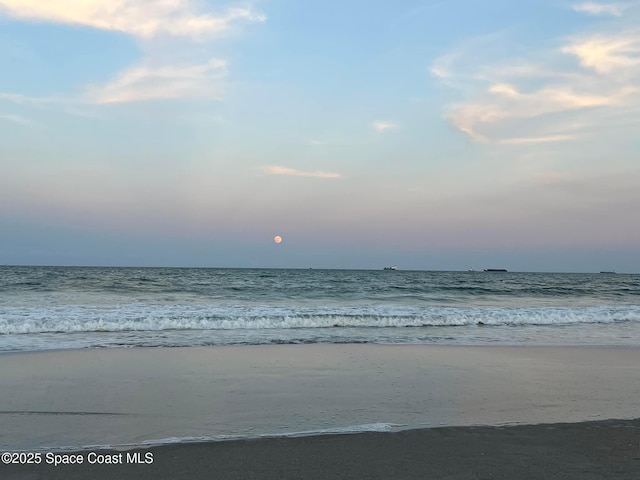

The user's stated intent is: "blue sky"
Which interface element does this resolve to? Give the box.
[1,0,639,271]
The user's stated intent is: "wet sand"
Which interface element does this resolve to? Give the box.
[1,344,640,450]
[1,344,639,478]
[3,419,640,479]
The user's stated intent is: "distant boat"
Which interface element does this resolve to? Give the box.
[484,269,508,272]
[599,270,616,274]
[383,265,398,271]
[468,268,476,272]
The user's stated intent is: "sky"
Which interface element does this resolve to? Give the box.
[1,0,639,272]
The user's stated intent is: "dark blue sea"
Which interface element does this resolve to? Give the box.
[1,266,639,351]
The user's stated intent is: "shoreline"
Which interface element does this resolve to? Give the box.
[4,418,640,479]
[1,343,639,452]
[1,341,638,357]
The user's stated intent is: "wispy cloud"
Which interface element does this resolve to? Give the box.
[0,92,64,107]
[0,92,109,119]
[0,0,265,39]
[500,135,577,145]
[0,1,265,108]
[372,121,397,133]
[572,2,626,16]
[86,59,228,104]
[0,113,41,128]
[446,79,637,144]
[432,13,640,145]
[261,166,343,179]
[562,32,640,74]
[429,53,456,79]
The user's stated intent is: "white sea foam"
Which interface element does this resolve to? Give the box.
[19,423,407,453]
[135,423,402,445]
[1,305,639,335]
[258,422,403,438]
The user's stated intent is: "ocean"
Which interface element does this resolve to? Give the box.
[1,266,639,352]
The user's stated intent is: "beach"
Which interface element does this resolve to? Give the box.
[2,344,639,478]
[3,419,640,479]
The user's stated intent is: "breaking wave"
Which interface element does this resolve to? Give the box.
[1,304,639,335]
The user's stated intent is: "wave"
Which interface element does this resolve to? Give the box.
[1,305,639,335]
[30,423,405,452]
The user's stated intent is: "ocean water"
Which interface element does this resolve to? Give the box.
[1,266,639,352]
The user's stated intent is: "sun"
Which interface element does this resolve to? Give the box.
[273,235,282,244]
